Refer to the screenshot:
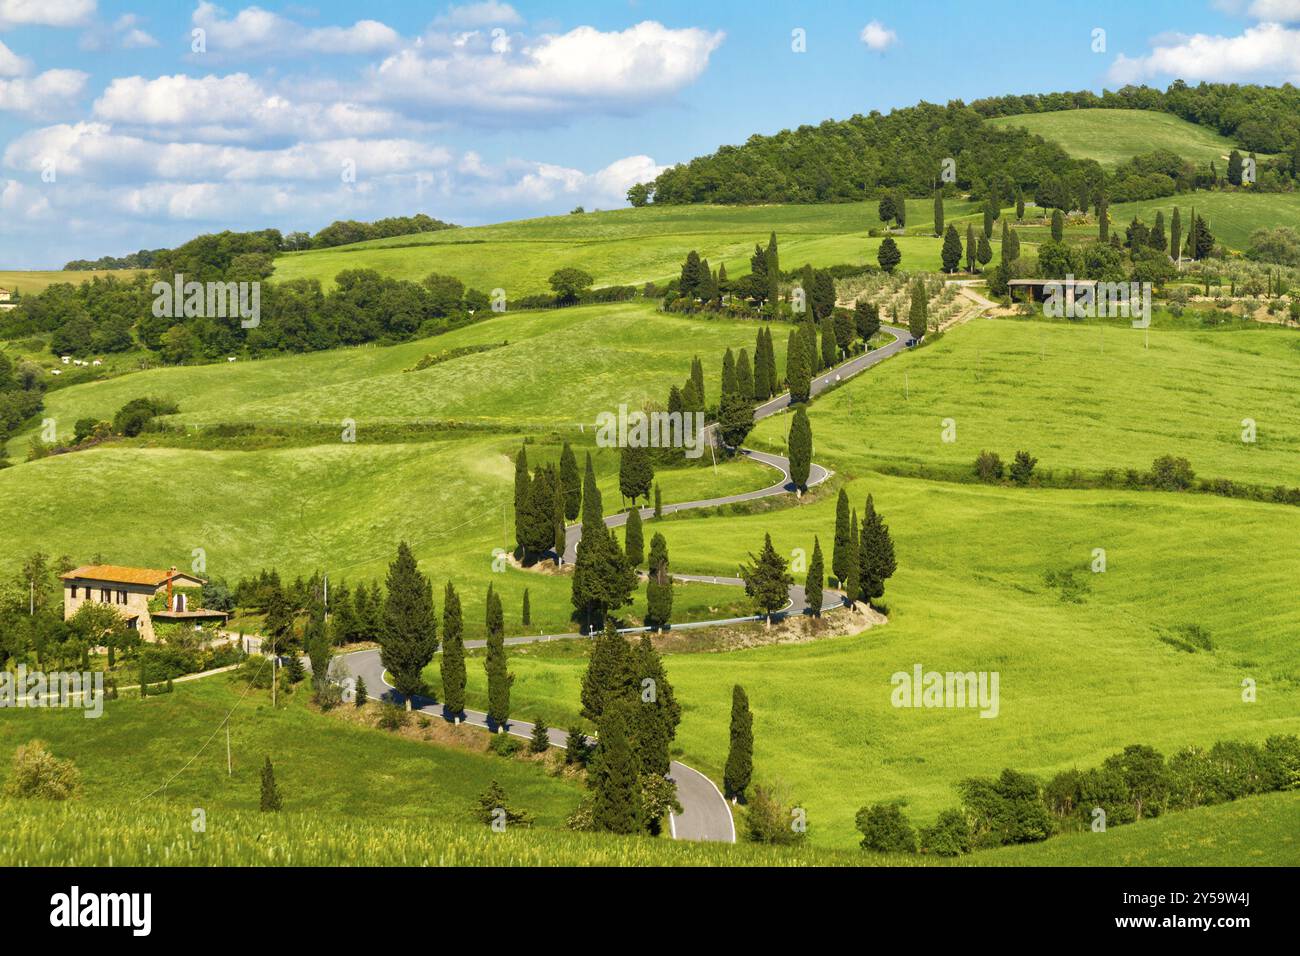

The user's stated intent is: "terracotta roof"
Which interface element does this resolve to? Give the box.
[60,565,206,587]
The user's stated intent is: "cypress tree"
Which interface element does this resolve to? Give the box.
[801,317,820,373]
[877,236,901,273]
[379,541,437,704]
[521,464,557,560]
[690,356,704,404]
[1170,207,1182,263]
[592,702,642,833]
[1007,228,1021,263]
[580,620,633,721]
[679,250,703,299]
[260,756,283,811]
[820,315,837,368]
[759,323,769,395]
[933,189,944,236]
[624,507,644,568]
[645,532,673,631]
[522,587,531,626]
[653,482,662,519]
[786,329,811,403]
[559,441,581,522]
[723,685,753,802]
[999,219,1010,267]
[805,536,824,617]
[440,581,465,719]
[752,328,770,400]
[965,223,977,272]
[1099,194,1110,242]
[845,509,860,605]
[977,233,992,269]
[765,231,780,306]
[942,223,963,273]
[832,488,852,583]
[787,406,812,492]
[552,471,566,560]
[1152,211,1167,252]
[859,494,898,606]
[1016,193,1025,220]
[721,347,737,399]
[909,279,929,340]
[736,347,754,400]
[854,298,880,343]
[484,584,511,729]
[513,447,530,554]
[740,533,794,627]
[354,673,367,707]
[1051,208,1064,242]
[572,458,637,633]
[983,198,996,239]
[630,633,680,776]
[894,189,907,228]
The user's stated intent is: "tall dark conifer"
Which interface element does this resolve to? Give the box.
[787,406,812,491]
[559,441,581,521]
[805,536,824,618]
[723,685,753,802]
[379,541,437,703]
[440,581,465,719]
[624,507,644,568]
[832,488,852,583]
[484,584,511,728]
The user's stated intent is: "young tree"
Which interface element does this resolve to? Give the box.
[877,236,901,273]
[805,536,824,617]
[644,532,673,631]
[1016,193,1026,221]
[858,494,897,606]
[941,224,963,273]
[260,756,282,811]
[559,441,581,521]
[354,673,367,707]
[740,533,794,627]
[379,541,437,705]
[484,584,511,729]
[787,406,813,492]
[624,507,644,568]
[724,685,753,802]
[530,717,550,754]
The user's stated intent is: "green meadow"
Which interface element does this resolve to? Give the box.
[987,109,1252,169]
[273,200,978,295]
[0,269,146,296]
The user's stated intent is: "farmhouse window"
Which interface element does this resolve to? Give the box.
[101,588,110,602]
[119,590,127,604]
[70,585,78,599]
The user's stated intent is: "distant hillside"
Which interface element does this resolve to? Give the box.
[987,109,1249,169]
[641,82,1300,207]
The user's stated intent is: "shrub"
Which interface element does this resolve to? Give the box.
[1102,744,1169,819]
[959,769,1051,846]
[529,718,550,754]
[564,725,591,766]
[474,780,533,828]
[1148,454,1195,491]
[233,654,274,689]
[1206,740,1281,801]
[1009,450,1037,485]
[1264,735,1300,790]
[1075,766,1136,827]
[489,733,522,758]
[854,802,917,854]
[354,674,367,706]
[743,785,807,845]
[4,741,81,800]
[919,808,972,855]
[974,450,1004,483]
[259,756,282,812]
[282,656,305,684]
[314,682,343,711]
[377,701,410,731]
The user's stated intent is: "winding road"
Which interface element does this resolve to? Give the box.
[340,322,912,844]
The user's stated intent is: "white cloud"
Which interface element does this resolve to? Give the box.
[0,0,95,30]
[431,1,523,29]
[191,2,401,58]
[93,73,407,143]
[1,177,50,218]
[371,20,723,119]
[0,36,30,75]
[0,68,87,115]
[79,13,158,51]
[1246,0,1300,22]
[859,20,897,52]
[1107,21,1300,83]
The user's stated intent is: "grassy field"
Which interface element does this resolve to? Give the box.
[1063,191,1300,252]
[0,675,584,827]
[273,200,978,295]
[7,301,785,454]
[747,319,1300,488]
[0,269,146,296]
[461,469,1300,848]
[987,109,1252,169]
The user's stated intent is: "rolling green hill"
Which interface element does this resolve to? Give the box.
[987,109,1248,169]
[272,200,975,295]
[0,269,146,296]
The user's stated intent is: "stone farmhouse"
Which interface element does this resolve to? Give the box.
[61,565,228,642]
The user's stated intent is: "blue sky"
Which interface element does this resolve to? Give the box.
[2,0,1299,267]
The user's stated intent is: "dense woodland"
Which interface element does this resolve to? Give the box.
[637,83,1300,207]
